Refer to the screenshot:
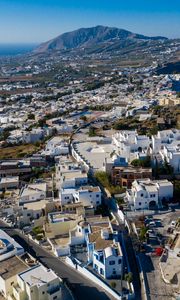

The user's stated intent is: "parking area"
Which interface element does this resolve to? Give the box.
[139,253,175,300]
[136,208,180,300]
[152,209,180,236]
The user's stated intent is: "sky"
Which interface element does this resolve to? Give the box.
[0,0,179,44]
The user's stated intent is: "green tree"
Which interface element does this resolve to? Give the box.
[125,272,133,283]
[80,115,87,122]
[89,126,97,137]
[131,156,151,168]
[95,171,109,188]
[28,113,35,120]
[139,226,148,241]
[110,281,117,289]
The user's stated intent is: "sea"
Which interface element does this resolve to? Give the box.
[0,44,37,56]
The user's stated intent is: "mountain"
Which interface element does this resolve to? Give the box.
[35,25,167,54]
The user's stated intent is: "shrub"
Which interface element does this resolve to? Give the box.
[110,281,117,289]
[125,272,133,283]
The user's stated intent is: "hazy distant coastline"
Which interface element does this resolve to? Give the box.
[0,44,37,56]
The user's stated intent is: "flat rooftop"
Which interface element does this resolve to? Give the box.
[112,166,152,173]
[0,161,18,166]
[19,264,58,287]
[74,141,114,170]
[21,183,47,197]
[63,202,83,208]
[0,256,29,280]
[50,235,70,247]
[88,220,123,256]
[63,171,87,180]
[86,216,110,225]
[0,176,19,183]
[89,229,113,251]
[48,212,76,223]
[24,199,51,210]
[79,186,100,193]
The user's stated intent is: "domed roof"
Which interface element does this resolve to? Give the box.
[78,220,89,228]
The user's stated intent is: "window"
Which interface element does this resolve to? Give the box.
[94,254,98,260]
[42,291,45,295]
[96,194,99,198]
[139,202,141,206]
[11,282,14,286]
[100,268,104,275]
[53,296,57,300]
[141,193,143,197]
[96,201,100,204]
[118,259,121,264]
[109,261,115,265]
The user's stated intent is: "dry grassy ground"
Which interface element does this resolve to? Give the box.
[0,144,39,159]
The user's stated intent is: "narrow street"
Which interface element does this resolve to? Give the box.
[123,232,142,300]
[0,220,116,300]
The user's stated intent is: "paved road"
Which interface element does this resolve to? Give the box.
[123,233,142,300]
[139,254,174,300]
[0,221,115,300]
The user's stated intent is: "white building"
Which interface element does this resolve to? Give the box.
[159,145,180,174]
[126,179,173,210]
[42,139,69,157]
[152,129,180,154]
[0,255,29,299]
[104,155,128,174]
[46,212,82,257]
[86,216,123,279]
[60,185,102,208]
[23,128,44,144]
[60,171,88,189]
[10,264,62,300]
[112,130,150,162]
[49,144,69,156]
[93,246,123,279]
[59,188,74,205]
[56,159,86,189]
[0,176,19,190]
[73,186,102,208]
[19,183,47,205]
[7,128,44,145]
[0,230,24,262]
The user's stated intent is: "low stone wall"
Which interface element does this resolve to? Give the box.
[136,255,149,300]
[71,143,90,171]
[65,256,123,300]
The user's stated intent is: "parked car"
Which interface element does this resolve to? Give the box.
[167,227,174,234]
[170,220,176,228]
[147,229,154,234]
[148,221,156,228]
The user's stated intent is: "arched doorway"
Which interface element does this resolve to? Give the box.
[149,200,156,209]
